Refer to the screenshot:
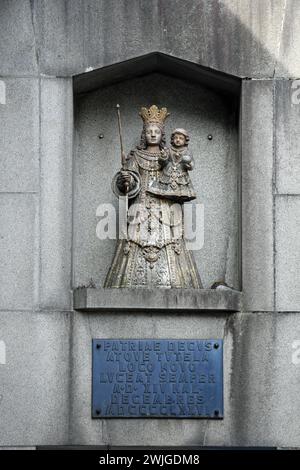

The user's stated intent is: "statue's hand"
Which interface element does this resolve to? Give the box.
[159,148,169,166]
[116,170,132,193]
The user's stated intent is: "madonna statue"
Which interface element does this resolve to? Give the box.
[104,105,203,288]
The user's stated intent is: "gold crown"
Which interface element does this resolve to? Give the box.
[139,105,169,125]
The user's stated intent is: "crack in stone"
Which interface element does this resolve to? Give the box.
[273,0,288,77]
[29,0,40,73]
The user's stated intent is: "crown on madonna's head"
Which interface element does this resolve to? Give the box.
[139,105,170,125]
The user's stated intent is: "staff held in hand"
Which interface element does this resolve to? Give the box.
[116,104,131,194]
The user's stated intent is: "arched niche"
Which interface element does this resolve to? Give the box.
[72,53,241,294]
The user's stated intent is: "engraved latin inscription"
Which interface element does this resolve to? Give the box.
[92,339,223,418]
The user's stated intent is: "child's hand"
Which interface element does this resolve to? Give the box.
[160,148,168,158]
[159,150,169,168]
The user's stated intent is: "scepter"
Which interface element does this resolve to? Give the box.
[116,104,129,194]
[116,104,129,239]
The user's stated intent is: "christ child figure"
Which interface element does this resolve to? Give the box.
[148,128,196,202]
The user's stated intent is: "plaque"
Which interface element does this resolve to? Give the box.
[92,339,223,418]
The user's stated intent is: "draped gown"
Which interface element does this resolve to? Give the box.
[104,148,202,288]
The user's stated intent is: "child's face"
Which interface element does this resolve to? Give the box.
[173,133,186,147]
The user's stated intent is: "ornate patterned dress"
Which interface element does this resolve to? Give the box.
[104,148,202,288]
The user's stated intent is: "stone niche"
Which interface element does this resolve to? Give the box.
[73,53,241,297]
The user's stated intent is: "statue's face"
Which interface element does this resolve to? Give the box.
[173,133,186,147]
[145,124,162,145]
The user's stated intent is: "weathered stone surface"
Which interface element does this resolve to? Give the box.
[1,310,300,447]
[40,78,73,310]
[0,79,39,192]
[0,312,70,446]
[241,80,274,311]
[32,0,288,78]
[73,73,240,290]
[275,196,300,311]
[275,80,300,194]
[0,194,37,310]
[269,312,300,447]
[74,287,242,312]
[0,0,38,75]
[69,311,233,446]
[275,0,300,78]
[230,312,300,447]
[68,310,300,447]
[159,0,287,78]
[229,312,278,446]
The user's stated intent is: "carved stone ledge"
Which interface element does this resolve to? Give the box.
[73,288,242,313]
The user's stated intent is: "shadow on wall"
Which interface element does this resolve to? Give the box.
[23,0,290,78]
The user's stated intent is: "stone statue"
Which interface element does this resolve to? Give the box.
[104,105,203,288]
[147,128,196,202]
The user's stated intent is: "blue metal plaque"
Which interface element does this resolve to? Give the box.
[92,339,223,418]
